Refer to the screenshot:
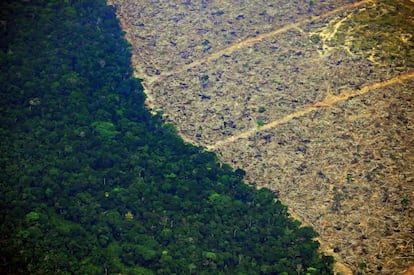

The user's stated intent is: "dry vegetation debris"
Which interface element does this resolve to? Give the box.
[217,80,414,274]
[108,0,414,273]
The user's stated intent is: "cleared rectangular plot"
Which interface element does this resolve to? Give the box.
[149,30,325,145]
[149,27,400,147]
[110,0,359,75]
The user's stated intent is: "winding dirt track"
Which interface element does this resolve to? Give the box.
[109,0,414,273]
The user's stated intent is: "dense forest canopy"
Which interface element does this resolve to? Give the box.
[0,0,333,273]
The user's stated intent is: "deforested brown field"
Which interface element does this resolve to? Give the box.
[108,0,414,273]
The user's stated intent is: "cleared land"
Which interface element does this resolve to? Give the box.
[108,0,414,273]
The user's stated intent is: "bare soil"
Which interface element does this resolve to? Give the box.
[108,0,414,273]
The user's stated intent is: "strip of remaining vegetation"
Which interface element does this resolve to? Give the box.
[0,0,334,274]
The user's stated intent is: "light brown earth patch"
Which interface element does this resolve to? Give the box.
[108,0,414,273]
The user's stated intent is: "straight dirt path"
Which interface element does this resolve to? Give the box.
[207,71,414,150]
[142,0,373,86]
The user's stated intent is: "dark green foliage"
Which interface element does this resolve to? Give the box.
[0,0,334,274]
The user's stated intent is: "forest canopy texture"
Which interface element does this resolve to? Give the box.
[0,0,334,274]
